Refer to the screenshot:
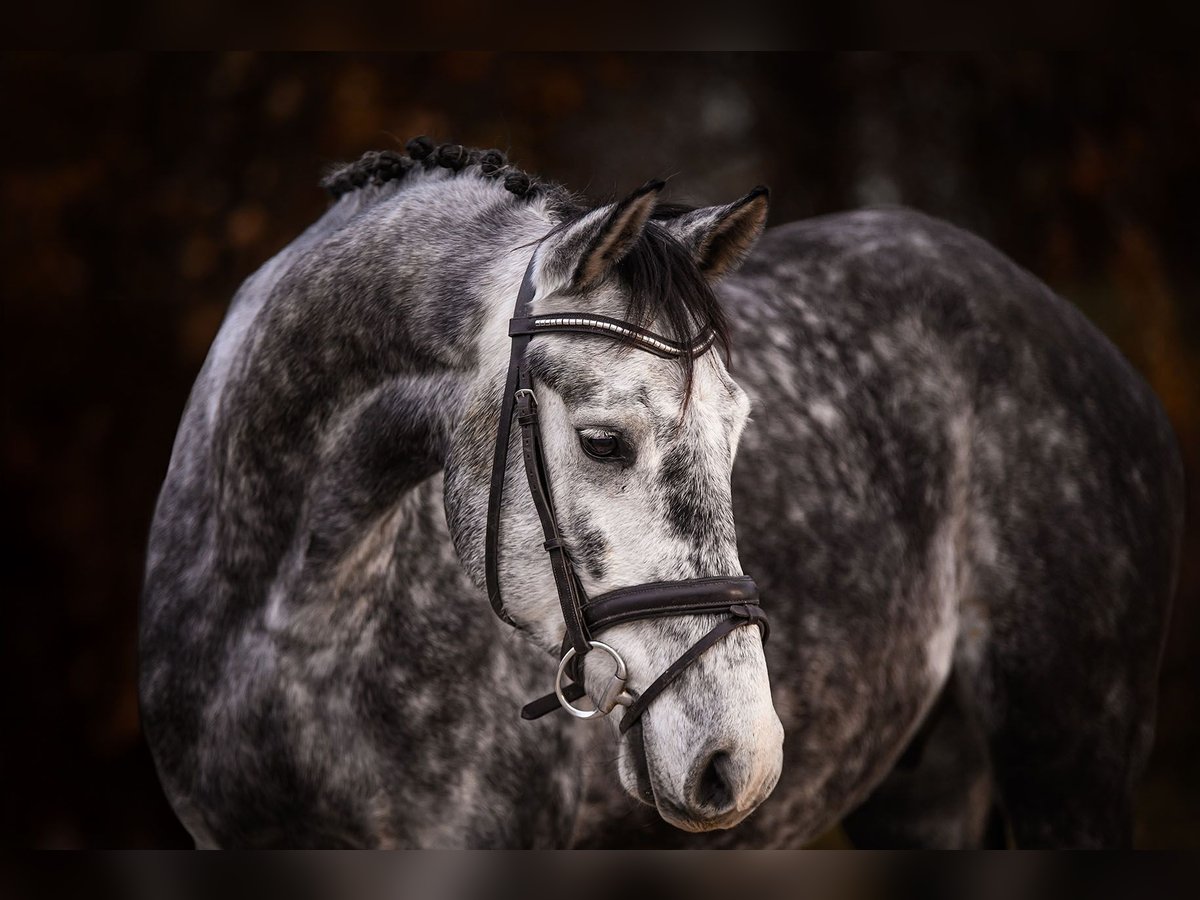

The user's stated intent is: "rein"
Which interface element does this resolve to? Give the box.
[484,252,768,734]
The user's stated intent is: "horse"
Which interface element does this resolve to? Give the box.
[139,138,1183,848]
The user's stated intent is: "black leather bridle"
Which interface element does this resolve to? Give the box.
[484,251,769,734]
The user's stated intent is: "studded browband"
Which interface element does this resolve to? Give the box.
[483,249,768,734]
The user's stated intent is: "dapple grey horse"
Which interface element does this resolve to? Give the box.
[140,139,1182,848]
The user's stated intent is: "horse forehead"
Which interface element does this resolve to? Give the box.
[533,339,745,437]
[538,340,672,402]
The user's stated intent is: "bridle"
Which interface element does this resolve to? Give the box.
[484,250,769,735]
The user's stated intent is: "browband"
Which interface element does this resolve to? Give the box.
[509,313,716,360]
[484,248,768,734]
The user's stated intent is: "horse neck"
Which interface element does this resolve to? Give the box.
[211,178,555,593]
[236,177,554,418]
[350,176,554,367]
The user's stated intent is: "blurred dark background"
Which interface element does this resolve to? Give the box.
[1,52,1197,848]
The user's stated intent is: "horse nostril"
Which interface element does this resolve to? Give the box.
[693,750,736,813]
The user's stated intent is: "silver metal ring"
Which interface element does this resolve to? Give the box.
[555,640,628,719]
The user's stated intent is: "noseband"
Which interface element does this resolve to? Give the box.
[484,253,769,734]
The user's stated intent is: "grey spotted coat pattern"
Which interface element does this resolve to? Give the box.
[140,147,1182,848]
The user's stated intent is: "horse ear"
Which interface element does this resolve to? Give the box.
[668,186,770,280]
[542,180,665,293]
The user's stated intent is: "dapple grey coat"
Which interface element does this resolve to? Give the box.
[140,145,1182,848]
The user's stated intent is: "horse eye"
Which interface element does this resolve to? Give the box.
[579,432,622,461]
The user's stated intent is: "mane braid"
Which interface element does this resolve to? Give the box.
[320,136,577,214]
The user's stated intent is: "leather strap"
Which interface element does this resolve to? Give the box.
[583,576,759,632]
[509,313,715,360]
[618,603,768,734]
[515,384,591,657]
[483,258,537,627]
[521,681,586,720]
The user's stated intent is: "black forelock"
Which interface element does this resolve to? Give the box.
[612,219,732,395]
[525,200,732,404]
[525,211,732,409]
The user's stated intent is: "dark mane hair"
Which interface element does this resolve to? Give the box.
[611,220,731,391]
[323,137,731,384]
[322,136,576,211]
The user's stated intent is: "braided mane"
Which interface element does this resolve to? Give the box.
[322,136,576,212]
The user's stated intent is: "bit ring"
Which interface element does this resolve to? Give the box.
[555,641,629,719]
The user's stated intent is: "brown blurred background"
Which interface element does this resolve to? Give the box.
[1,52,1197,848]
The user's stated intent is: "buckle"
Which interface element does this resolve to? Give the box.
[515,388,538,423]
